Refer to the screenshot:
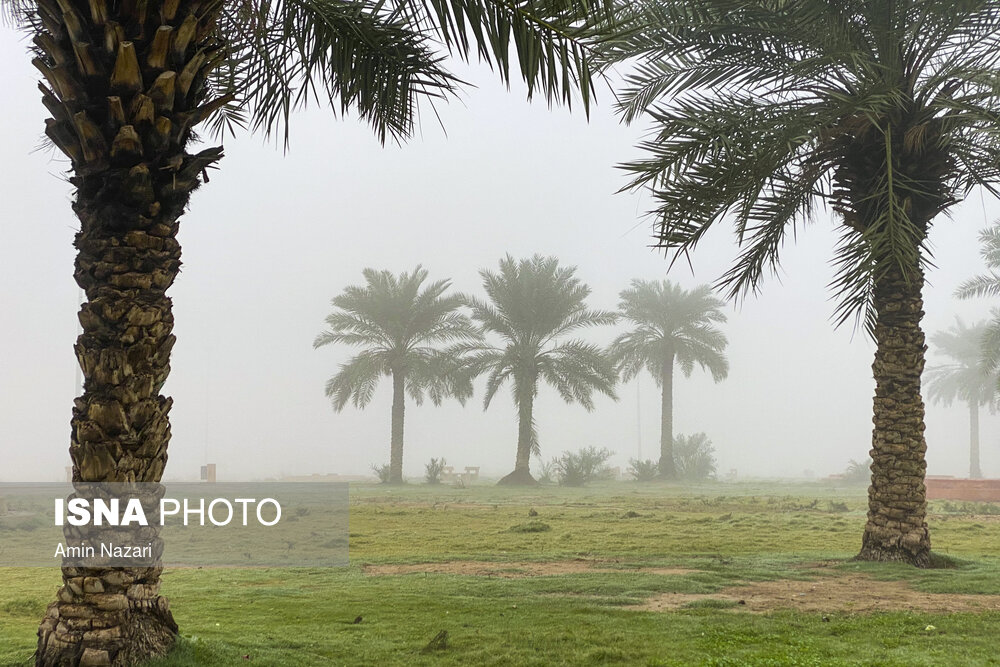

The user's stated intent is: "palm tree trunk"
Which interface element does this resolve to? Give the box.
[658,356,676,479]
[389,370,405,484]
[498,380,537,485]
[857,263,932,567]
[32,1,225,664]
[970,401,982,479]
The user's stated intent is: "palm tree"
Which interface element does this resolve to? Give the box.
[599,0,1000,566]
[925,319,996,479]
[1,0,619,663]
[314,266,478,484]
[610,280,728,479]
[460,255,618,485]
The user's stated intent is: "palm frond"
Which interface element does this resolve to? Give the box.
[538,340,618,408]
[325,350,390,409]
[216,0,618,144]
[956,220,1000,300]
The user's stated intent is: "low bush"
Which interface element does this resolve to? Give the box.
[842,458,871,485]
[425,458,447,485]
[555,447,615,487]
[674,433,716,480]
[628,458,659,482]
[535,457,558,484]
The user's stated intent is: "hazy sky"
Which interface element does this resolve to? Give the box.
[2,27,999,483]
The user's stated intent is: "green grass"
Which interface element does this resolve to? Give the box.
[3,481,1000,665]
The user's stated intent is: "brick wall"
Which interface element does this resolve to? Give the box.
[925,477,1000,502]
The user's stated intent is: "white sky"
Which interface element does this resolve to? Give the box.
[2,27,999,483]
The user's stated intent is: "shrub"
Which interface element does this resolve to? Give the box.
[673,433,716,480]
[842,458,871,485]
[508,521,551,533]
[555,446,615,487]
[371,464,391,484]
[535,457,558,484]
[425,458,447,485]
[628,458,659,482]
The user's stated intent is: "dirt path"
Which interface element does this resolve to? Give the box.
[636,573,1000,614]
[363,560,1000,613]
[362,560,694,578]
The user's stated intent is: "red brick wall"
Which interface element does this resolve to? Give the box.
[925,477,1000,502]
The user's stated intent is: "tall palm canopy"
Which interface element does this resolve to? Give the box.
[314,266,478,484]
[598,0,1000,567]
[610,280,728,478]
[460,255,618,485]
[926,319,996,479]
[1,0,621,664]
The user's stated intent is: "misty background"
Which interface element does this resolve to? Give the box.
[2,27,998,483]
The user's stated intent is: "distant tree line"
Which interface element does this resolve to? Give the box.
[314,255,730,486]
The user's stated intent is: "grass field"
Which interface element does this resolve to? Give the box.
[3,481,1000,665]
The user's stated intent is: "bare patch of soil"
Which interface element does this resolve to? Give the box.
[362,560,695,578]
[636,573,1000,614]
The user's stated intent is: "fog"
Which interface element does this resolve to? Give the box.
[2,28,998,484]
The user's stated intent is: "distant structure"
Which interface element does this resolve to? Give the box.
[200,464,217,483]
[926,475,1000,502]
[440,466,480,485]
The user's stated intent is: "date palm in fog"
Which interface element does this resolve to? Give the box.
[457,255,618,485]
[609,280,728,479]
[314,267,478,484]
[925,320,997,479]
[600,0,1000,566]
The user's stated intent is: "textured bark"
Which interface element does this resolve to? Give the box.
[388,370,405,484]
[498,382,538,486]
[857,264,932,567]
[32,1,226,664]
[658,355,676,479]
[969,401,982,480]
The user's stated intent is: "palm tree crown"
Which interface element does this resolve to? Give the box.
[460,255,618,484]
[314,266,478,483]
[602,0,1000,326]
[315,266,476,408]
[613,281,728,385]
[926,320,996,409]
[610,280,728,478]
